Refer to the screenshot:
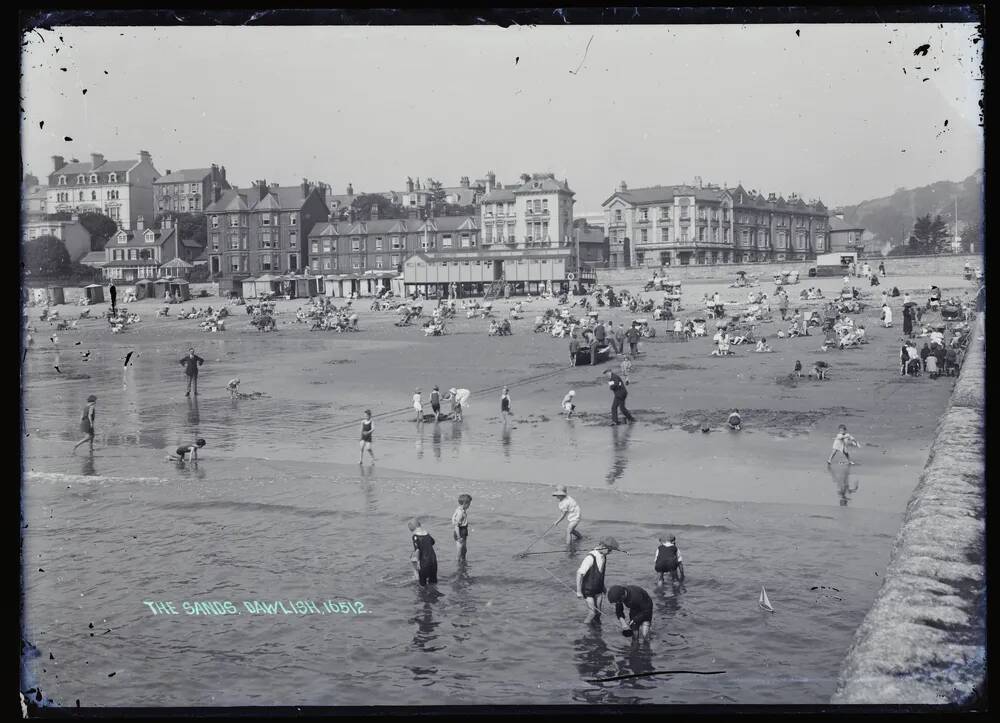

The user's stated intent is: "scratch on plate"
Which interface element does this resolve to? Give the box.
[569,35,594,75]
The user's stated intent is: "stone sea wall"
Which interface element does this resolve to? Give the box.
[830,313,986,705]
[595,252,982,286]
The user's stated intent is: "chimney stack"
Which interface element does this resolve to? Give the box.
[52,155,66,172]
[460,176,470,188]
[348,207,357,223]
[164,215,173,230]
[406,177,414,193]
[301,178,311,198]
[256,179,268,199]
[370,203,380,221]
[347,182,354,196]
[139,150,151,164]
[136,215,145,231]
[486,170,496,194]
[165,169,172,176]
[618,180,628,192]
[220,165,227,180]
[213,185,222,203]
[90,153,105,168]
[695,176,702,189]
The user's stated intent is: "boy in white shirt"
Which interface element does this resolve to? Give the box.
[413,388,424,422]
[552,485,583,545]
[562,390,576,418]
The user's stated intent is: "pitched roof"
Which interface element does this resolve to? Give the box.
[205,189,250,213]
[441,186,479,205]
[602,185,729,207]
[512,174,573,195]
[482,189,516,203]
[327,194,355,208]
[53,161,94,176]
[155,168,213,184]
[111,226,177,248]
[828,216,863,232]
[80,251,107,265]
[96,160,138,173]
[253,193,283,211]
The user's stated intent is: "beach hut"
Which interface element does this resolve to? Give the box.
[46,286,65,305]
[168,278,191,301]
[152,278,172,299]
[134,279,155,300]
[241,276,260,299]
[291,275,320,299]
[255,273,281,297]
[83,284,105,304]
[161,257,194,279]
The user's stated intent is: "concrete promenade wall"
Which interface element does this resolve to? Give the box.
[830,313,986,705]
[595,252,982,286]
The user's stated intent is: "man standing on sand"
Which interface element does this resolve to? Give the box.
[109,283,117,315]
[569,332,581,367]
[179,347,204,397]
[604,368,634,425]
[613,323,626,355]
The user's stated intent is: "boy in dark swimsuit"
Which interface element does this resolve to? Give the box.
[576,537,620,623]
[654,534,684,585]
[169,438,206,462]
[430,386,442,421]
[360,410,375,464]
[500,387,512,424]
[607,584,654,641]
[408,518,438,587]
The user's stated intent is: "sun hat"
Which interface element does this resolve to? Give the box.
[87,394,97,402]
[552,484,568,496]
[598,536,621,551]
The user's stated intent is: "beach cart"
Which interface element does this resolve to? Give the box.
[574,344,613,366]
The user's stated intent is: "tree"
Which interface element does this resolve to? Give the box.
[154,212,207,248]
[960,221,982,253]
[909,214,949,253]
[351,193,402,220]
[77,212,118,251]
[23,235,71,276]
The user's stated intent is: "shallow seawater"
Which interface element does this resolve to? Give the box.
[20,277,961,706]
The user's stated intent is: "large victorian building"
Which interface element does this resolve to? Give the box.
[154,164,231,215]
[602,180,829,267]
[46,151,160,230]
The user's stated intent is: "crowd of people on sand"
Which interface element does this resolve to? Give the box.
[47,263,982,642]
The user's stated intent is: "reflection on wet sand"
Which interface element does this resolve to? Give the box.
[606,423,633,485]
[80,451,96,477]
[828,462,859,506]
[186,395,200,426]
[501,426,511,460]
[431,422,442,461]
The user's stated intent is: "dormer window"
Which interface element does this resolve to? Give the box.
[77,175,86,184]
[117,231,128,244]
[90,174,98,183]
[58,176,66,186]
[144,230,155,243]
[109,173,117,183]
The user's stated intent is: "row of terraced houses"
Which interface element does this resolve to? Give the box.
[24,149,848,293]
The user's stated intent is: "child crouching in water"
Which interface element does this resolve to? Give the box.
[227,377,241,398]
[827,424,860,465]
[562,390,576,419]
[168,438,206,462]
[654,534,684,585]
[408,518,438,586]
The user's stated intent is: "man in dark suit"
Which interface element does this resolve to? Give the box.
[603,369,634,425]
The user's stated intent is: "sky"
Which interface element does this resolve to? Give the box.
[20,23,983,213]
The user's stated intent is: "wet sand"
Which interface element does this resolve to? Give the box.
[20,269,971,706]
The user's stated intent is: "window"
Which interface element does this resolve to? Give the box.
[640,208,648,221]
[311,241,319,254]
[375,256,384,269]
[375,236,384,251]
[391,236,402,249]
[640,229,648,244]
[615,209,622,222]
[442,234,453,248]
[58,176,66,185]
[77,175,85,184]
[288,254,298,271]
[144,230,155,243]
[260,256,273,272]
[289,230,297,247]
[662,227,671,243]
[190,183,199,193]
[78,191,84,201]
[230,258,241,272]
[351,237,361,251]
[322,239,332,253]
[117,232,127,244]
[698,227,705,242]
[90,174,98,183]
[230,235,240,250]
[91,191,97,201]
[352,260,361,270]
[311,259,320,271]
[230,215,239,227]
[323,258,332,270]
[680,229,689,242]
[109,173,117,183]
[211,233,220,251]
[262,215,271,226]
[542,199,548,212]
[290,214,297,226]
[212,216,219,228]
[391,254,400,266]
[108,207,120,220]
[460,234,470,248]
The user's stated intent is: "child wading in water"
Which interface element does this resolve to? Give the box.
[500,387,512,425]
[72,394,98,452]
[727,409,742,431]
[360,409,375,464]
[562,390,576,419]
[408,518,438,587]
[227,377,241,399]
[654,534,685,585]
[451,494,472,561]
[169,438,206,462]
[827,424,860,465]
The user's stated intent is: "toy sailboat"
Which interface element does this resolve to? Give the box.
[759,586,775,613]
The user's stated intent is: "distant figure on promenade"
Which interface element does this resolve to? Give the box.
[413,388,424,423]
[552,484,584,546]
[607,584,654,642]
[827,424,859,465]
[360,409,375,464]
[576,537,621,624]
[109,283,117,314]
[562,390,576,418]
[604,368,634,425]
[654,533,685,585]
[179,347,204,397]
[500,387,512,424]
[408,518,438,587]
[452,493,472,561]
[72,394,97,453]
